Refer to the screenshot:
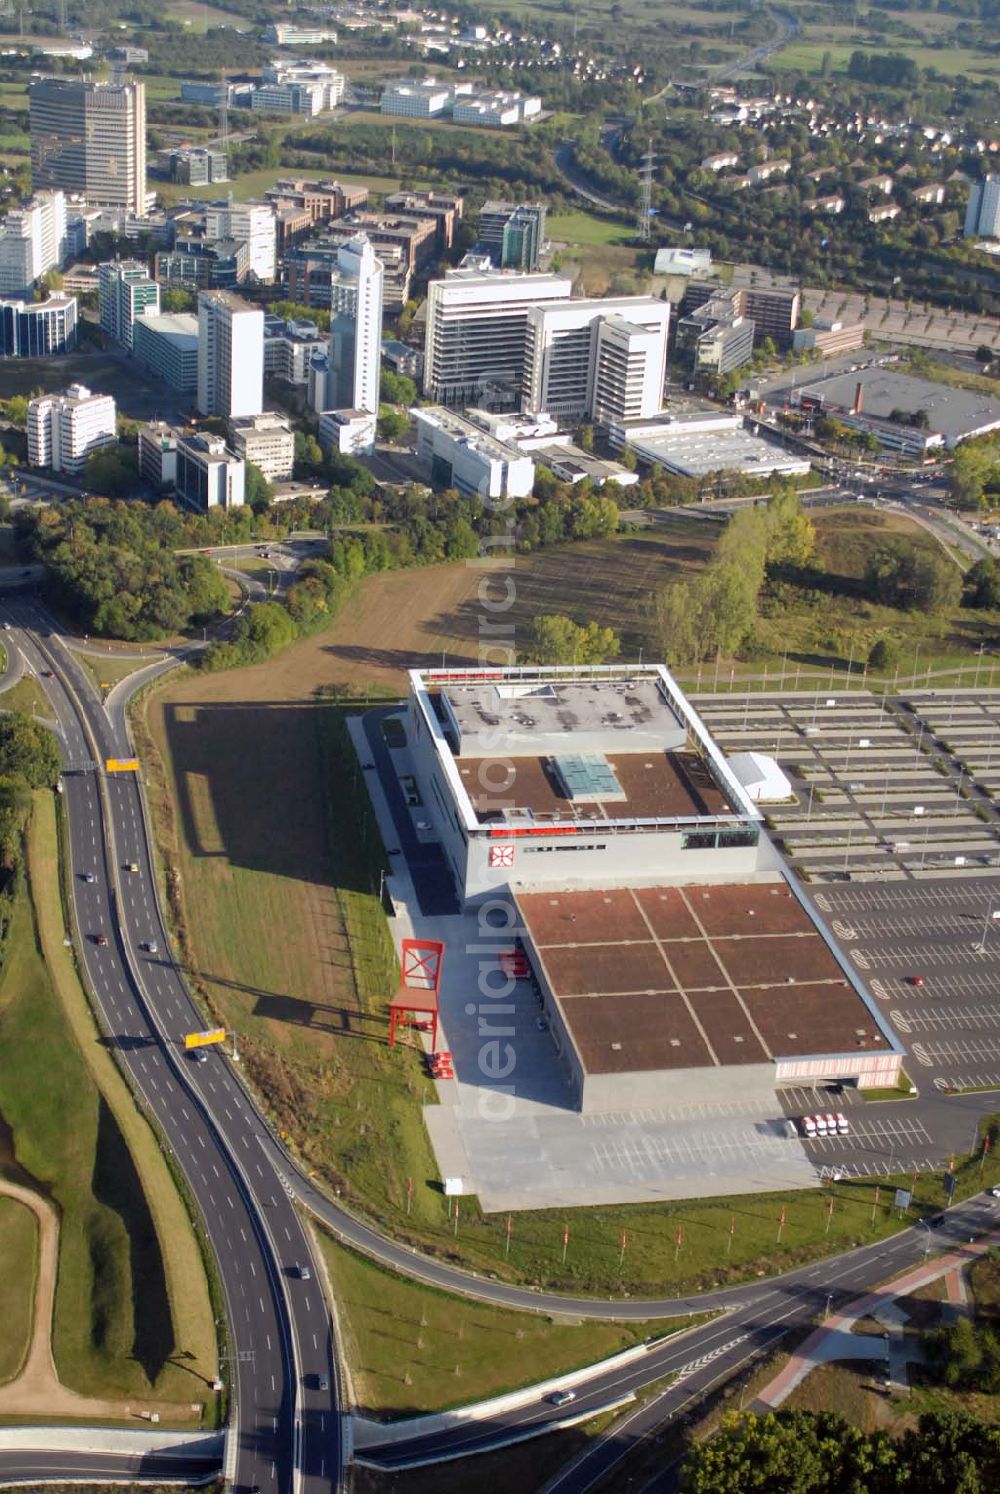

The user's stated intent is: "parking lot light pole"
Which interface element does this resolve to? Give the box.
[976,904,1000,955]
[917,1218,932,1259]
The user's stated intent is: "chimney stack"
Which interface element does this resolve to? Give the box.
[853,381,864,415]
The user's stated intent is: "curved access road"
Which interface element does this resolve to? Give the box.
[10,603,999,1488]
[361,1196,1000,1477]
[0,596,342,1494]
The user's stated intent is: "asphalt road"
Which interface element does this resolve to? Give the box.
[0,1451,223,1482]
[5,596,999,1488]
[0,598,342,1494]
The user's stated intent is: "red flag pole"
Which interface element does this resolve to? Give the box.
[727,1214,735,1256]
[505,1213,512,1259]
[453,1199,459,1237]
[871,1183,880,1226]
[674,1226,683,1263]
[825,1195,834,1235]
[406,1176,413,1216]
[619,1229,627,1270]
[777,1206,786,1244]
[562,1225,569,1266]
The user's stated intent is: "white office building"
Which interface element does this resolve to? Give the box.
[381,77,464,117]
[591,314,670,427]
[965,175,1000,239]
[318,407,377,456]
[229,411,295,482]
[98,259,160,349]
[263,316,327,385]
[176,431,245,511]
[424,268,573,407]
[204,201,277,284]
[27,383,117,474]
[197,290,264,420]
[451,91,541,128]
[0,189,68,296]
[412,405,535,500]
[133,312,199,394]
[523,296,670,424]
[324,233,383,414]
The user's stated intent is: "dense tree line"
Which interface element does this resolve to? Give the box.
[681,1407,1000,1493]
[15,501,230,641]
[0,713,60,965]
[654,488,816,665]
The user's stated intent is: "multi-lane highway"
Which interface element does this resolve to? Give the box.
[4,593,1000,1493]
[0,596,341,1494]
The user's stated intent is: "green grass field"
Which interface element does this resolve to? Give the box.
[69,648,164,700]
[136,524,1000,1298]
[546,211,634,247]
[0,1196,36,1384]
[318,1233,690,1416]
[0,675,51,721]
[0,796,217,1409]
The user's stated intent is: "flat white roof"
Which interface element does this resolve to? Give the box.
[628,424,811,479]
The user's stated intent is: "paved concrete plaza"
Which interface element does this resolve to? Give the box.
[412,899,817,1210]
[694,688,1000,883]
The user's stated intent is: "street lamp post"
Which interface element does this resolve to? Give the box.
[917,1218,932,1259]
[976,903,1000,955]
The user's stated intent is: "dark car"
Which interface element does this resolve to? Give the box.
[94,932,108,946]
[42,669,54,678]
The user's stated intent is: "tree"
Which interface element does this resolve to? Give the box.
[85,444,137,498]
[951,442,996,510]
[0,713,61,788]
[244,461,274,516]
[654,579,702,666]
[868,637,899,673]
[161,287,196,314]
[865,539,962,614]
[3,395,28,429]
[522,614,620,665]
[766,486,816,567]
[965,557,1000,610]
[379,368,417,406]
[377,405,410,443]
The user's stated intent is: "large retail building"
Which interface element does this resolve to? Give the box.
[406,665,903,1111]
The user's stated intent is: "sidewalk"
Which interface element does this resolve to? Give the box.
[756,1230,1000,1408]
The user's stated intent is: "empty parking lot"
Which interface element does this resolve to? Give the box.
[694,688,1000,883]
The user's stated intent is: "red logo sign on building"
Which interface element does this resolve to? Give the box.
[489,844,516,869]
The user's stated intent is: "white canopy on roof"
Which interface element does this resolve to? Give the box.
[728,750,792,804]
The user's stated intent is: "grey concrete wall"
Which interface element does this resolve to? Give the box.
[581,1061,777,1113]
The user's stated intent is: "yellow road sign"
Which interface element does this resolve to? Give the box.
[184,1028,227,1050]
[105,758,140,773]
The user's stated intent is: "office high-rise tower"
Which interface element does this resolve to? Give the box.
[98,259,160,349]
[30,77,146,213]
[964,176,1000,239]
[197,290,264,419]
[327,233,383,414]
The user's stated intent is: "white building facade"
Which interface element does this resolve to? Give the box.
[424,268,573,407]
[204,201,277,283]
[412,405,535,500]
[229,412,295,482]
[522,296,670,424]
[98,259,160,348]
[27,383,117,474]
[197,290,264,420]
[325,233,383,414]
[0,190,68,296]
